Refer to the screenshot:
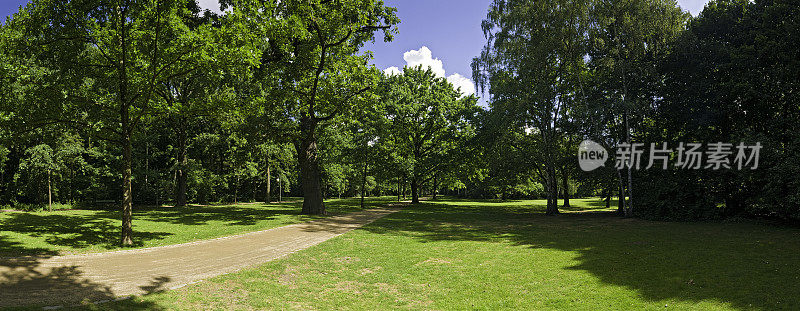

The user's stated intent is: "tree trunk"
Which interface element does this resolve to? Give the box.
[617,169,625,215]
[278,174,282,202]
[625,111,634,217]
[562,169,570,207]
[411,177,419,203]
[545,162,560,215]
[433,173,438,200]
[175,118,187,207]
[253,180,257,202]
[402,175,407,199]
[121,134,134,246]
[234,175,239,204]
[119,8,133,246]
[47,169,52,212]
[298,118,325,215]
[397,177,401,201]
[265,162,271,203]
[360,160,367,209]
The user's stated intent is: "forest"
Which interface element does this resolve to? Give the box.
[0,0,798,248]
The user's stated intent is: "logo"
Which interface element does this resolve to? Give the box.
[578,140,608,171]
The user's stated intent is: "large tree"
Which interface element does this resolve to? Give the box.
[247,0,399,214]
[639,0,800,220]
[584,0,687,216]
[379,66,478,203]
[4,0,221,244]
[473,0,591,214]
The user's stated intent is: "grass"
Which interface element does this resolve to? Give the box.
[0,196,397,257]
[96,197,800,311]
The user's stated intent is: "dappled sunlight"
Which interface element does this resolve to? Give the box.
[358,201,800,310]
[0,197,398,257]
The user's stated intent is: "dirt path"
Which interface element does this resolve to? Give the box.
[0,206,403,308]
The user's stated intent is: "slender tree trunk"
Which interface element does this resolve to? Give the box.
[121,134,134,245]
[265,161,271,203]
[47,169,52,212]
[402,175,407,199]
[562,169,570,207]
[175,119,188,207]
[433,173,438,200]
[298,118,325,215]
[624,111,634,217]
[411,177,419,203]
[278,174,282,202]
[360,160,367,209]
[70,168,74,204]
[397,177,401,201]
[617,169,625,215]
[234,175,239,204]
[545,162,560,215]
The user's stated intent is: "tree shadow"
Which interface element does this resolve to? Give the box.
[123,198,393,227]
[128,204,303,227]
[139,276,172,294]
[0,213,173,256]
[361,202,800,310]
[0,233,59,258]
[0,253,168,309]
[0,197,396,257]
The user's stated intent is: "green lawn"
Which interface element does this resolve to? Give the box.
[99,198,800,311]
[0,197,397,257]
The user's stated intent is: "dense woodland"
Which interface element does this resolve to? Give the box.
[0,0,799,244]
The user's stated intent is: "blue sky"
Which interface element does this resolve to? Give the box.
[1,0,712,100]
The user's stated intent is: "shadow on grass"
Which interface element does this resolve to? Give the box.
[0,213,173,256]
[0,197,396,257]
[0,197,397,309]
[0,244,167,309]
[362,201,800,310]
[125,197,393,226]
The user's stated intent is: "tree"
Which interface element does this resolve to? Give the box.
[638,0,800,220]
[5,0,222,244]
[16,144,60,210]
[246,0,399,214]
[157,2,258,207]
[474,0,591,214]
[584,0,687,216]
[379,66,478,203]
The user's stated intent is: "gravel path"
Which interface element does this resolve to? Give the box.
[0,206,402,308]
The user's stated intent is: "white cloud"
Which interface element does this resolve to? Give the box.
[446,73,476,97]
[402,46,445,78]
[197,0,223,14]
[386,46,477,98]
[383,66,401,76]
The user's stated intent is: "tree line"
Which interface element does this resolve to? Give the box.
[1,0,799,245]
[472,0,800,221]
[0,0,484,245]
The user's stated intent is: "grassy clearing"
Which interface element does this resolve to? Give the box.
[0,196,397,257]
[100,198,800,311]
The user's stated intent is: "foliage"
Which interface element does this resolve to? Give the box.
[376,66,479,202]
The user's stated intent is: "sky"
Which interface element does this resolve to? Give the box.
[1,0,712,101]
